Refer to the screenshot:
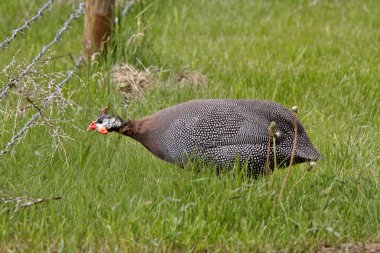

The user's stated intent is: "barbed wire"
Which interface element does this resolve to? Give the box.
[0,56,83,159]
[0,0,55,49]
[0,2,85,101]
[122,0,137,16]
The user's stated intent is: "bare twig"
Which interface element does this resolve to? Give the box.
[0,0,55,49]
[0,2,85,100]
[1,195,62,211]
[278,106,299,203]
[0,56,83,158]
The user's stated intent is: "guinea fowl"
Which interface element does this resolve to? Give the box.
[87,99,321,176]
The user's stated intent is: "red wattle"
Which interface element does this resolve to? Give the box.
[87,121,97,131]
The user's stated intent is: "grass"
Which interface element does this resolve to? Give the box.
[0,0,379,251]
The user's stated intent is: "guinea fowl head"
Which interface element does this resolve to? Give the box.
[87,107,124,135]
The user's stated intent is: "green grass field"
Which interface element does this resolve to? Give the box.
[0,0,379,251]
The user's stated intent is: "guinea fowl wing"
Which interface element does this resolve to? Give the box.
[156,101,285,163]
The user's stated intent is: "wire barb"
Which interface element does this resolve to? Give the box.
[0,56,83,159]
[0,0,55,49]
[122,0,137,16]
[0,2,85,101]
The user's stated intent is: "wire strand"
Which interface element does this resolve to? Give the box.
[122,0,137,16]
[0,0,55,49]
[0,2,85,101]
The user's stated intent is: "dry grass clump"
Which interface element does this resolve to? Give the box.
[111,64,208,105]
[111,64,158,103]
[173,69,208,87]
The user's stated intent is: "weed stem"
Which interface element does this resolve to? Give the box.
[278,106,298,203]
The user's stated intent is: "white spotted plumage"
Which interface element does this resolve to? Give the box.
[150,99,320,175]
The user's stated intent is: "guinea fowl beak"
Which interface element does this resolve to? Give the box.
[87,121,108,134]
[87,121,97,131]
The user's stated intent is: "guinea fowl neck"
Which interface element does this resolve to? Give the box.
[118,120,135,136]
[117,114,158,137]
[117,115,164,159]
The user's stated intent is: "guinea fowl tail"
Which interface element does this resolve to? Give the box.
[295,133,321,162]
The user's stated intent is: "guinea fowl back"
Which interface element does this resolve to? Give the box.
[145,99,320,174]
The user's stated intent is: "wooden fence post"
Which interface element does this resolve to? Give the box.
[83,0,115,57]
